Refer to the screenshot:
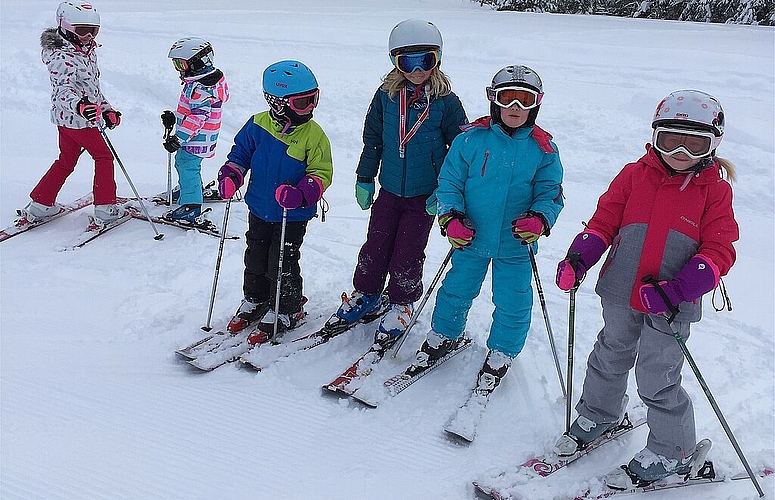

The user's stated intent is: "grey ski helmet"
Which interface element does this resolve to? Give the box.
[168,37,214,76]
[490,65,543,93]
[388,19,443,56]
[652,89,724,137]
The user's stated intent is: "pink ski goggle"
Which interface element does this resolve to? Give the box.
[264,89,320,115]
[73,24,99,41]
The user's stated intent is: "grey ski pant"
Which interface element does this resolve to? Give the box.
[576,298,696,460]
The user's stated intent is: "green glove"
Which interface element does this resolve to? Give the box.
[355,181,374,210]
[425,193,437,216]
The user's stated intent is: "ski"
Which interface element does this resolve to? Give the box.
[382,336,473,398]
[575,461,772,499]
[149,181,228,205]
[444,389,491,443]
[1,193,94,242]
[58,212,134,250]
[472,405,648,500]
[186,311,308,371]
[239,295,390,371]
[321,342,394,408]
[130,209,237,239]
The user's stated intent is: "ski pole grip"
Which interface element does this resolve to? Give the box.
[642,274,680,324]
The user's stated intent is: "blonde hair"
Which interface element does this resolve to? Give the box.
[380,67,453,99]
[715,156,737,183]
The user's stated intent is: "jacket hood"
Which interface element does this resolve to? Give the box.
[41,27,66,50]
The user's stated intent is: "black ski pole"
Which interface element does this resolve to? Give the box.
[392,246,454,358]
[202,197,232,332]
[97,123,164,240]
[271,207,289,342]
[527,244,567,399]
[565,286,577,434]
[161,111,175,206]
[645,277,764,497]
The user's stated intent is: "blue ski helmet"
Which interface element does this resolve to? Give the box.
[262,60,318,98]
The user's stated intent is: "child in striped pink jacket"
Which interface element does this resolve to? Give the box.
[162,37,229,224]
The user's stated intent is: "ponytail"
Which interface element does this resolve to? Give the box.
[715,156,737,183]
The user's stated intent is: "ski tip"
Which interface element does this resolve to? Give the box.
[201,326,213,332]
[445,428,475,444]
[154,233,165,240]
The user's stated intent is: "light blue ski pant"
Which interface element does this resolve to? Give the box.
[431,249,533,358]
[174,149,204,206]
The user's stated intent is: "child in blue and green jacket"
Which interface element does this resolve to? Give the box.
[409,64,564,399]
[332,19,468,350]
[217,60,333,337]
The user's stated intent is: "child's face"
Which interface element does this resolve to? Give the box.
[662,151,702,171]
[402,68,433,86]
[499,104,530,129]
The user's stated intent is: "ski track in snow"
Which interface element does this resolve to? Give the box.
[2,1,773,499]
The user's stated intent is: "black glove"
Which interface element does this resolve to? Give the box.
[163,135,181,153]
[161,110,176,130]
[102,109,121,129]
[77,97,99,121]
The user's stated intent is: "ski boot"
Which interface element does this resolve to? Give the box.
[164,203,202,223]
[18,200,62,223]
[227,298,269,333]
[473,350,513,398]
[555,394,630,456]
[335,290,382,324]
[605,439,712,489]
[373,302,413,351]
[406,330,459,376]
[256,298,308,338]
[202,180,224,202]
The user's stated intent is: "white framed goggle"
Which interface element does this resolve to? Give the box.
[486,86,543,110]
[652,126,719,160]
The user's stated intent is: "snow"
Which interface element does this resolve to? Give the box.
[1,1,773,499]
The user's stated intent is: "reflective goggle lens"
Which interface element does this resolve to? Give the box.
[288,89,320,114]
[172,58,189,72]
[653,127,715,159]
[393,50,439,73]
[74,25,99,37]
[487,87,543,109]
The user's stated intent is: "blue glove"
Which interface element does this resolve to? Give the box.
[355,181,374,210]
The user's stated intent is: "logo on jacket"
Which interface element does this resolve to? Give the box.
[680,215,698,228]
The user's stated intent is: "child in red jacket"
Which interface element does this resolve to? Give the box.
[553,90,738,485]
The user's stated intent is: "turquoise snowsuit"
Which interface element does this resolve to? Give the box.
[432,117,564,357]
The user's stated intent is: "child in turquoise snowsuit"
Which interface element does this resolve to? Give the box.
[411,65,563,396]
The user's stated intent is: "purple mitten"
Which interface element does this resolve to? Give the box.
[275,185,303,209]
[639,255,719,314]
[218,162,244,199]
[555,230,608,291]
[296,175,324,206]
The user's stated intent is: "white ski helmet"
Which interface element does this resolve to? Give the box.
[56,2,100,32]
[388,19,443,56]
[168,37,215,75]
[490,65,543,93]
[652,89,724,137]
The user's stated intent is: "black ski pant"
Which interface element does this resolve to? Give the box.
[243,212,307,315]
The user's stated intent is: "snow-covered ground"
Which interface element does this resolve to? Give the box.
[1,1,773,499]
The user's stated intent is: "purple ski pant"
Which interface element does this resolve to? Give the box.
[353,189,435,305]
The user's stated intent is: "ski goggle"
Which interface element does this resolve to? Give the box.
[486,86,544,110]
[652,126,719,159]
[172,58,189,72]
[73,25,99,40]
[264,88,320,115]
[391,50,440,73]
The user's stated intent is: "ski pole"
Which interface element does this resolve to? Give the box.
[565,287,577,434]
[202,197,232,332]
[392,246,454,358]
[645,278,764,497]
[161,111,175,205]
[271,207,289,342]
[98,123,164,240]
[527,244,567,399]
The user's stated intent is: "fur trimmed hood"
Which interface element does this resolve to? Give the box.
[41,27,66,51]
